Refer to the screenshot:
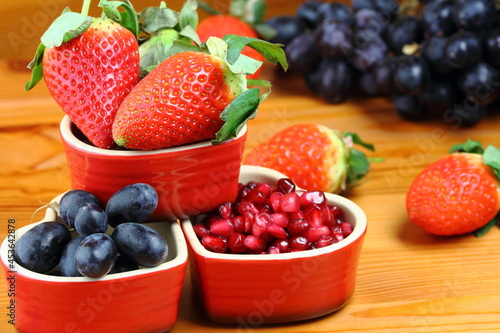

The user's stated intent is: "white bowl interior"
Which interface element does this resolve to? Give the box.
[59,115,248,156]
[0,193,188,282]
[181,165,367,261]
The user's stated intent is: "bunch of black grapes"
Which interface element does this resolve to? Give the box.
[264,0,500,127]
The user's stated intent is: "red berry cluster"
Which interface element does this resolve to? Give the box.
[193,178,354,254]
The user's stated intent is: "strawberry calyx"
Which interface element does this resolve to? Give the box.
[342,132,378,188]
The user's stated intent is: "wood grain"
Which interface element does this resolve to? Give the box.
[1,0,500,332]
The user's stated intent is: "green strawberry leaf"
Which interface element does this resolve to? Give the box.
[41,11,93,48]
[179,24,201,45]
[230,0,267,24]
[247,79,272,87]
[473,212,500,237]
[449,139,484,154]
[484,144,500,179]
[343,132,375,151]
[213,88,261,144]
[179,0,199,31]
[140,3,179,35]
[223,34,288,71]
[25,43,46,91]
[227,53,263,75]
[196,0,220,15]
[99,0,139,37]
[346,148,371,185]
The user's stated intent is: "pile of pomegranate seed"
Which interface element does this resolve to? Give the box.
[193,178,354,254]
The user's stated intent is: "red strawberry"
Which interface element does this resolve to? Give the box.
[25,2,140,149]
[112,36,287,150]
[197,15,264,79]
[243,124,376,193]
[406,141,500,236]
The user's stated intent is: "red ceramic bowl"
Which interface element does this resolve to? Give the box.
[181,165,367,325]
[0,193,188,333]
[60,115,247,221]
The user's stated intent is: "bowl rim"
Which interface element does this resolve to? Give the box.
[181,165,368,261]
[0,193,188,283]
[59,114,248,156]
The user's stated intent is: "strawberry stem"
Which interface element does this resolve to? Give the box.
[81,0,92,17]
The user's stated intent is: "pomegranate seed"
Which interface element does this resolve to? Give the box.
[267,245,281,254]
[231,216,245,233]
[238,201,259,215]
[288,235,310,251]
[259,203,272,214]
[257,183,272,197]
[193,224,210,238]
[210,219,235,236]
[202,235,227,253]
[206,213,221,226]
[277,178,296,193]
[304,225,330,242]
[305,204,323,227]
[227,233,247,253]
[243,211,255,233]
[269,192,283,212]
[244,235,265,253]
[252,213,270,236]
[272,238,290,253]
[246,188,267,204]
[300,191,326,206]
[314,235,337,248]
[330,205,344,219]
[266,223,287,239]
[341,222,353,237]
[321,204,335,227]
[288,210,306,220]
[270,212,288,227]
[332,226,345,241]
[288,218,310,236]
[218,202,232,219]
[280,192,301,212]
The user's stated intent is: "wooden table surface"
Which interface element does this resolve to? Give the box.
[1,2,500,331]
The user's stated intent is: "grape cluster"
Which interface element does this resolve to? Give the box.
[265,0,500,126]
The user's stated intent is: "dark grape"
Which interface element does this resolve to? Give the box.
[74,204,108,236]
[317,2,354,26]
[452,0,496,31]
[297,0,323,29]
[458,61,500,105]
[304,64,322,92]
[316,57,353,104]
[265,15,305,45]
[445,101,487,127]
[420,75,458,113]
[285,31,321,73]
[384,16,423,55]
[444,31,482,69]
[420,36,454,74]
[59,236,85,277]
[353,8,388,35]
[393,94,426,121]
[373,56,399,95]
[15,222,71,273]
[105,183,158,228]
[109,256,139,274]
[111,223,168,267]
[59,189,101,228]
[485,29,500,67]
[351,32,387,71]
[75,233,117,278]
[315,20,353,58]
[421,0,456,37]
[394,55,430,96]
[359,70,380,96]
[351,0,399,23]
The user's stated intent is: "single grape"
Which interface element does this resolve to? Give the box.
[59,189,101,228]
[316,57,353,104]
[458,61,500,105]
[452,0,495,31]
[384,16,423,55]
[446,101,487,127]
[444,31,482,69]
[105,183,158,228]
[421,0,456,37]
[111,223,168,267]
[420,75,458,113]
[393,94,426,121]
[15,222,71,273]
[317,2,354,26]
[297,0,323,29]
[351,32,388,71]
[351,0,399,23]
[74,204,108,236]
[359,70,380,96]
[285,31,321,74]
[315,20,353,58]
[373,56,399,95]
[353,8,388,35]
[264,15,305,45]
[420,35,454,74]
[59,236,85,277]
[109,256,139,274]
[485,29,500,67]
[304,64,322,93]
[75,233,117,278]
[394,55,430,96]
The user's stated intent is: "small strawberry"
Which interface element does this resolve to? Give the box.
[25,0,140,149]
[112,36,287,150]
[406,140,500,236]
[243,124,376,193]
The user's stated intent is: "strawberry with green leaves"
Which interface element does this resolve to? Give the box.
[112,35,287,150]
[406,140,500,236]
[243,124,376,193]
[25,0,140,149]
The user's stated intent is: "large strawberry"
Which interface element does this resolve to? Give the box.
[243,124,376,193]
[406,140,500,236]
[112,36,287,150]
[25,0,140,149]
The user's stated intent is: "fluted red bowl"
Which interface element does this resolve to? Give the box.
[181,165,368,324]
[0,193,188,333]
[60,115,247,221]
